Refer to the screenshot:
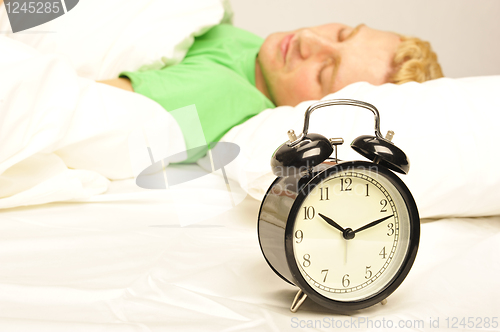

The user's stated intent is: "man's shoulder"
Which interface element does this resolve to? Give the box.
[195,24,262,43]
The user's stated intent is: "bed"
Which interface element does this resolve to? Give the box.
[1,172,499,331]
[1,1,499,331]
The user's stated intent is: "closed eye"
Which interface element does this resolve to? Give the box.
[340,24,364,42]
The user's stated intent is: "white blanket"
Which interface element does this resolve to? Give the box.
[0,0,229,209]
[0,36,186,208]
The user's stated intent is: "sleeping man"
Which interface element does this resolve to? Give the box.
[100,23,443,160]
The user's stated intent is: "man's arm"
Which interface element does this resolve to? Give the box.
[97,78,134,92]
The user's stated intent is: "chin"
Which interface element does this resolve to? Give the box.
[259,33,284,69]
[270,92,298,108]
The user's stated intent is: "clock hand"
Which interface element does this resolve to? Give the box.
[318,213,346,233]
[353,215,394,234]
[344,240,348,264]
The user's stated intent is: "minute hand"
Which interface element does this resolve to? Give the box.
[353,215,394,234]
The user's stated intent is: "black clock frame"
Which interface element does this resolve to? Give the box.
[258,160,420,312]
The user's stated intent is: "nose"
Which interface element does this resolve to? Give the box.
[298,29,336,60]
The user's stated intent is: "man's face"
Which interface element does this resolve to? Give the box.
[257,23,401,106]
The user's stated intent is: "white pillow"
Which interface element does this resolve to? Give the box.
[217,76,500,218]
[0,0,231,80]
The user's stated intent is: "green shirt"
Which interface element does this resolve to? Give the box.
[121,24,274,162]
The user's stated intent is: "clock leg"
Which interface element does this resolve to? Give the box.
[290,289,308,313]
[380,298,388,305]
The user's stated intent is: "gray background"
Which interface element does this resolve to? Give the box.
[230,0,500,78]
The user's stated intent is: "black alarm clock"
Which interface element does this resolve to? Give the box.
[257,99,420,313]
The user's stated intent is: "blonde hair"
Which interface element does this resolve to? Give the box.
[390,35,444,84]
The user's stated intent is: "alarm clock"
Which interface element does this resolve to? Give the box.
[257,99,419,313]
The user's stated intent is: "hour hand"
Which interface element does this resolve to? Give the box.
[353,215,394,234]
[318,213,346,233]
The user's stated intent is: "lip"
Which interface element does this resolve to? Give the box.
[280,34,294,63]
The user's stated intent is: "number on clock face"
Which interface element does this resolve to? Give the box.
[292,169,410,302]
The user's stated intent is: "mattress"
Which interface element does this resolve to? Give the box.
[1,165,499,331]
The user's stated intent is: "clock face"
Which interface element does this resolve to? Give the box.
[290,165,415,302]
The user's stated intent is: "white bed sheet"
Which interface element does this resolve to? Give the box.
[1,165,498,332]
